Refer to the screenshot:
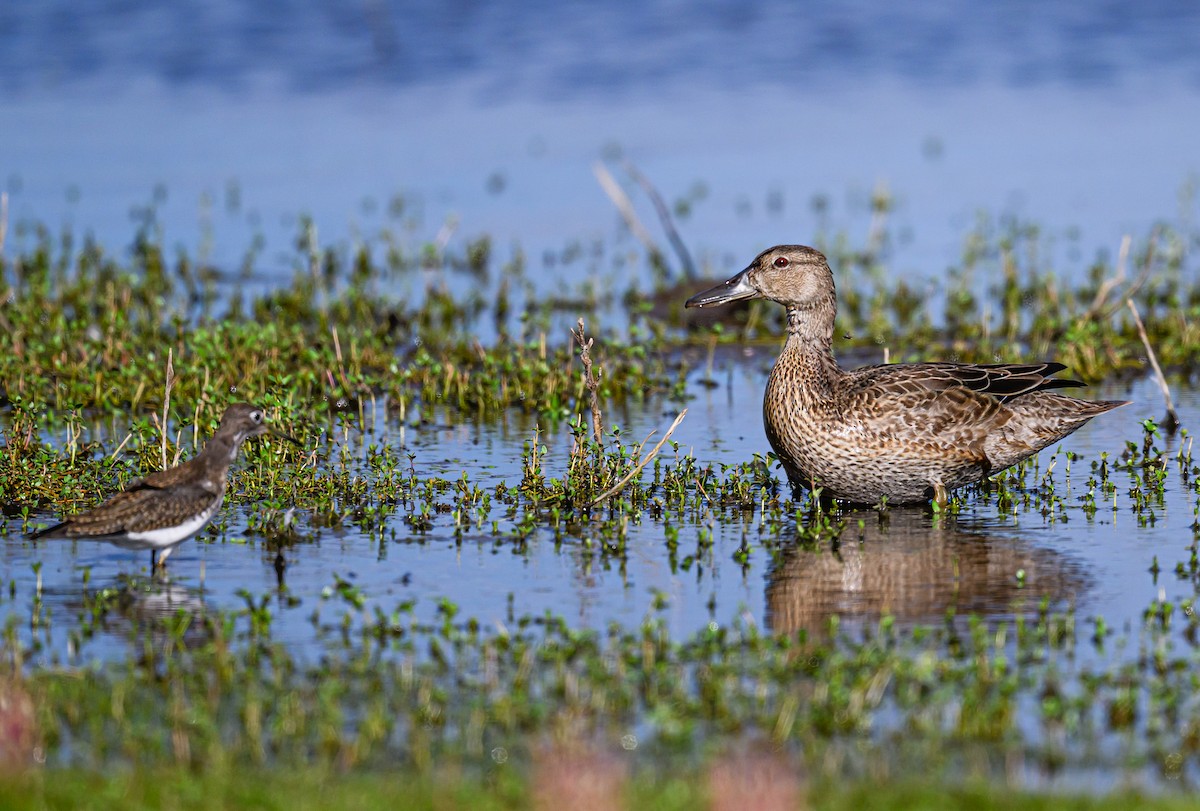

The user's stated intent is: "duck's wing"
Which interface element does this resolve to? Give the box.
[845,361,1083,402]
[30,484,219,539]
[834,361,1088,449]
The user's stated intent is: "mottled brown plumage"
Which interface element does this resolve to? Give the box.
[686,245,1128,505]
[31,403,292,567]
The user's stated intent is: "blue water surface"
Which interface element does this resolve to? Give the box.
[1,1,1197,283]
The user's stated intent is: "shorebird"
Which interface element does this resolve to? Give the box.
[31,403,294,568]
[685,245,1128,505]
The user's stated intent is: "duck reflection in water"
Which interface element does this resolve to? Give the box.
[765,508,1086,637]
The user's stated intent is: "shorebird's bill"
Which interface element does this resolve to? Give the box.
[268,427,300,446]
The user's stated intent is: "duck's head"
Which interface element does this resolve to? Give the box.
[685,245,835,311]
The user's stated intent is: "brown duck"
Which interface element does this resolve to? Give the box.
[686,245,1128,505]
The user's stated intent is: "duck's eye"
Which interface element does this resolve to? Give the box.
[252,411,263,423]
[773,256,789,268]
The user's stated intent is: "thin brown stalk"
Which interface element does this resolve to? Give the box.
[172,428,185,466]
[161,348,175,470]
[109,430,134,462]
[1127,298,1179,430]
[193,395,204,451]
[589,410,687,507]
[331,326,354,398]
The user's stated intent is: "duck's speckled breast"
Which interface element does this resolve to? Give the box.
[761,342,987,504]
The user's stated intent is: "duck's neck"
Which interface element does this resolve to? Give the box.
[779,299,842,392]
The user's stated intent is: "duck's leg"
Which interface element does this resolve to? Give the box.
[932,482,949,509]
[151,549,159,569]
[788,477,806,503]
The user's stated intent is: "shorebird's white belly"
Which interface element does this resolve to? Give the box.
[118,504,219,550]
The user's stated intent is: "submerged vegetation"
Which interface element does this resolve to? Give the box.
[1,184,1200,806]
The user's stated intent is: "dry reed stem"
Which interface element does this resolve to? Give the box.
[1126,298,1179,430]
[331,325,354,397]
[161,348,175,470]
[109,431,134,462]
[193,399,204,451]
[589,409,687,506]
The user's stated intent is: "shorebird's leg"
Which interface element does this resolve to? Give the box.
[274,551,287,590]
[151,549,159,569]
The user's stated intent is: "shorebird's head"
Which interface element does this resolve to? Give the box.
[685,245,835,312]
[215,403,296,448]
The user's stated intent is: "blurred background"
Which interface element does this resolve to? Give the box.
[2,0,1198,283]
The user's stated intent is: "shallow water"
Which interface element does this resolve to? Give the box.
[3,354,1192,670]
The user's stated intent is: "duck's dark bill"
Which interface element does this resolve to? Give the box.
[684,268,758,308]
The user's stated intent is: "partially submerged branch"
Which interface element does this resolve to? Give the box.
[592,161,664,269]
[1126,298,1179,431]
[620,158,698,282]
[593,159,698,282]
